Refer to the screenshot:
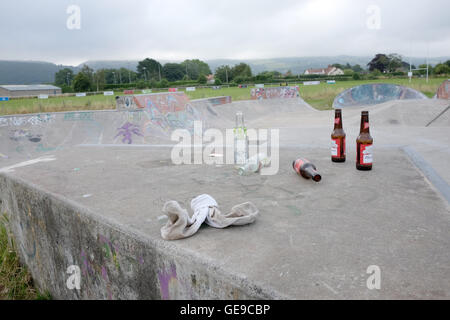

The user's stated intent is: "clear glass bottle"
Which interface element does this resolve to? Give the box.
[238,153,271,176]
[234,111,249,165]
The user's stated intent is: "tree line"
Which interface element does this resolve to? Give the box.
[367,53,450,75]
[54,58,258,92]
[55,54,450,92]
[54,58,216,92]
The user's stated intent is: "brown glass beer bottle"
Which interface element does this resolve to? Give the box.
[331,109,346,162]
[356,111,373,171]
[292,158,322,182]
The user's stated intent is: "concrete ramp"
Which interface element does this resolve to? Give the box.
[333,84,428,108]
[0,94,316,166]
[341,99,450,127]
[0,93,207,164]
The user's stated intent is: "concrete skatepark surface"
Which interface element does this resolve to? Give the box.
[0,92,449,299]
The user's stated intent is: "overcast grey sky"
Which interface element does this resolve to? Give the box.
[0,0,449,65]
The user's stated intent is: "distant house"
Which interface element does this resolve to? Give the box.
[206,74,215,84]
[304,65,344,76]
[0,84,62,98]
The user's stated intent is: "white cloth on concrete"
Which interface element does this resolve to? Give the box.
[161,194,258,240]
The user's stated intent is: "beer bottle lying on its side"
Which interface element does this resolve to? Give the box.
[356,111,373,171]
[292,158,322,182]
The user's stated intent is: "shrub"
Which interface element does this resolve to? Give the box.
[197,74,207,85]
[158,79,169,88]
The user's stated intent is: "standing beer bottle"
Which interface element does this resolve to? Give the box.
[356,111,373,171]
[292,158,322,182]
[331,109,346,162]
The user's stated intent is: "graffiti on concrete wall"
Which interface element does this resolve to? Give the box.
[9,129,42,143]
[0,114,55,127]
[333,84,428,108]
[436,80,449,100]
[63,112,95,122]
[116,92,188,112]
[207,96,232,106]
[250,86,299,100]
[77,233,147,300]
[116,93,201,139]
[158,264,178,300]
[114,122,144,144]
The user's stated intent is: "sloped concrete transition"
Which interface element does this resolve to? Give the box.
[0,90,449,299]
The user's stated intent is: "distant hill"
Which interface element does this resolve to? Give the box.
[206,56,450,74]
[1,56,448,84]
[78,60,140,71]
[206,56,374,74]
[0,61,77,85]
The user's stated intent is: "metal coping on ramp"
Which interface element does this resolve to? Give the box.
[333,83,428,108]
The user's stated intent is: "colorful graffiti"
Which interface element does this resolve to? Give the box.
[207,96,232,106]
[158,264,178,300]
[116,92,188,112]
[78,233,146,300]
[436,80,449,100]
[114,122,144,144]
[333,84,428,108]
[116,93,201,135]
[250,86,300,100]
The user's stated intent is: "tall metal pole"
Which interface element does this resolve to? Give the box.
[158,65,162,81]
[409,58,412,83]
[426,44,429,83]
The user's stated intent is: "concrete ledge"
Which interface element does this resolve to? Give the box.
[0,173,284,300]
[1,145,449,299]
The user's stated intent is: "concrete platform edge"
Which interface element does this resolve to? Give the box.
[0,172,288,300]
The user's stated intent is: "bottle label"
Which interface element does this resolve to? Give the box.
[331,138,345,158]
[359,144,373,165]
[334,118,340,125]
[293,159,304,173]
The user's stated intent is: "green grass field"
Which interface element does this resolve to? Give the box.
[0,77,445,115]
[0,214,51,300]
